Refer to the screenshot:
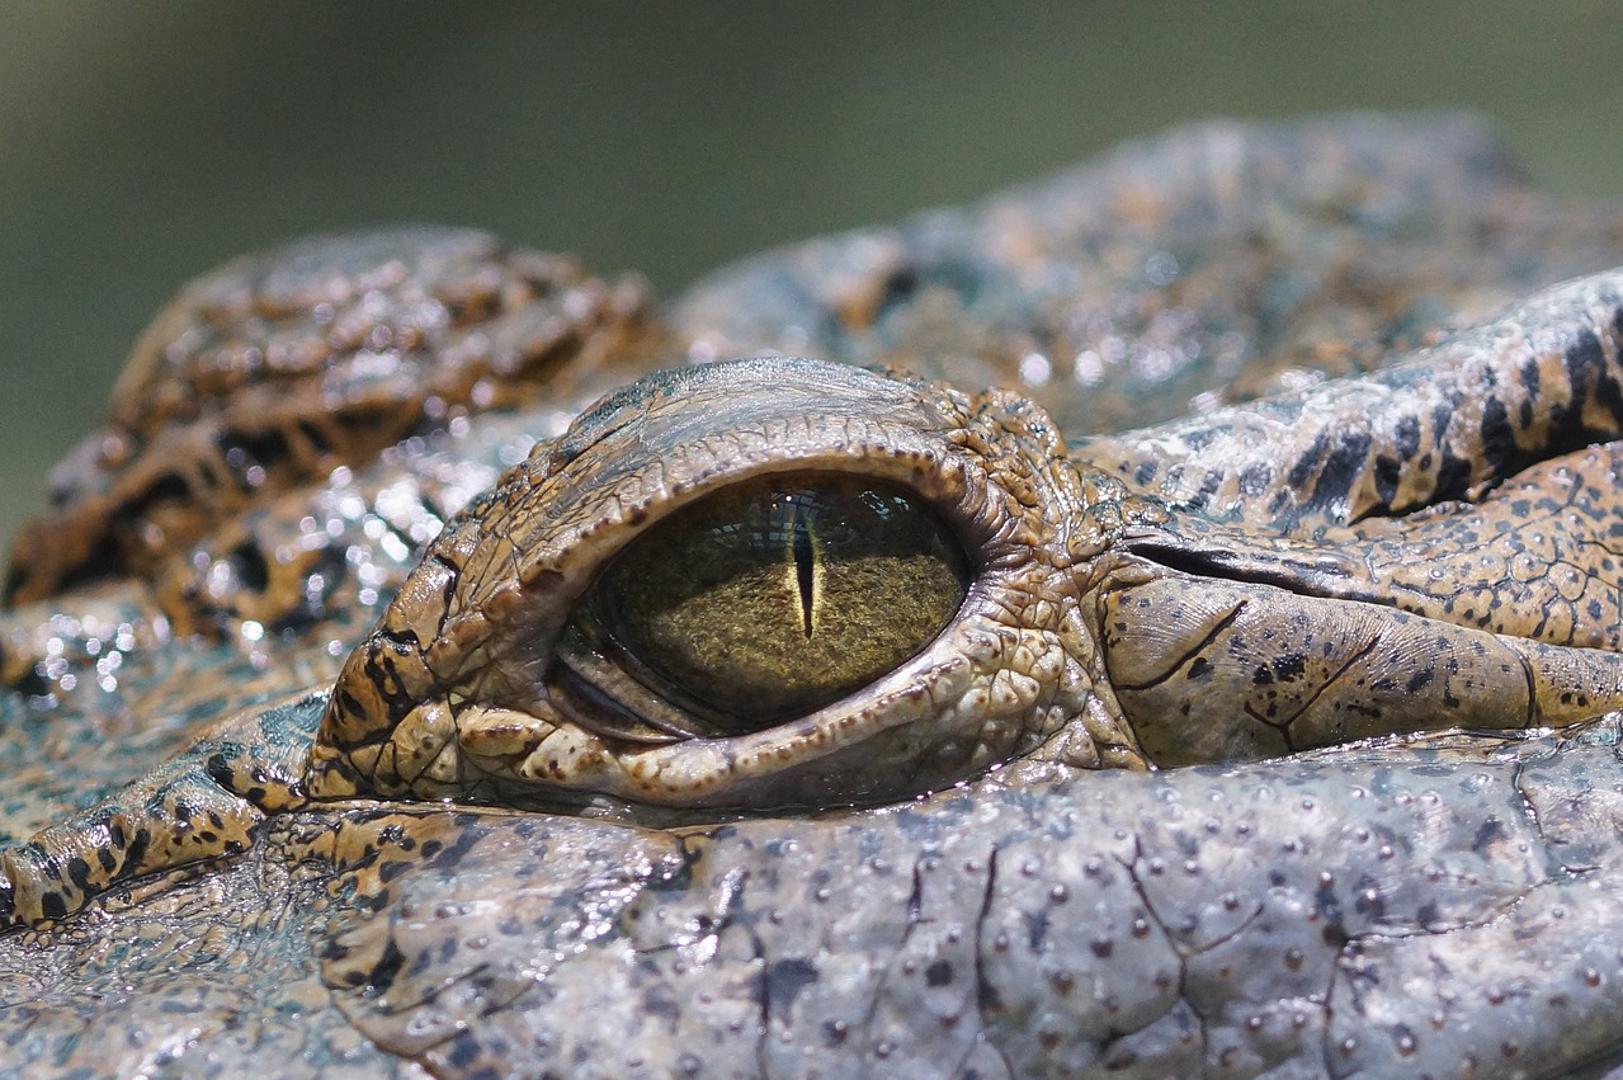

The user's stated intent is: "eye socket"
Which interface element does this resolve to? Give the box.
[561,473,971,736]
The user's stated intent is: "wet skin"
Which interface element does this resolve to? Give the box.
[4,115,1623,1077]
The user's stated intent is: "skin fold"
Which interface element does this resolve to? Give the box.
[3,114,1623,1077]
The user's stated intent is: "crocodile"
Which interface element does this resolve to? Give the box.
[3,114,1623,1077]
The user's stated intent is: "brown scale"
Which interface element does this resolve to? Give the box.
[9,118,1623,1078]
[3,227,663,607]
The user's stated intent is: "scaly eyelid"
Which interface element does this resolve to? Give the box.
[492,426,991,661]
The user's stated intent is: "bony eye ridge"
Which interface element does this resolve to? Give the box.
[561,473,971,736]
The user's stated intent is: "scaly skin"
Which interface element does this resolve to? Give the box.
[310,282,1623,808]
[3,115,1623,1077]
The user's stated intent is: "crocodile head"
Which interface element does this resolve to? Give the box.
[308,356,1146,810]
[313,277,1623,814]
[6,115,1623,1078]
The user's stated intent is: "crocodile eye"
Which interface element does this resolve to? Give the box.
[561,473,970,735]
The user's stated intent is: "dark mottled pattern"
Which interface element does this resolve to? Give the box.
[1085,273,1623,531]
[3,115,1623,1080]
[3,228,658,606]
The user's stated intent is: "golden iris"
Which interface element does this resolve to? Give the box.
[572,473,970,731]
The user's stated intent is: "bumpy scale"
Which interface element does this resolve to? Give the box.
[6,115,1623,1077]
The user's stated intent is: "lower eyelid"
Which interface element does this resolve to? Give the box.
[551,620,718,742]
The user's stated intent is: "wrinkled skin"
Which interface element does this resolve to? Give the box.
[5,115,1623,1078]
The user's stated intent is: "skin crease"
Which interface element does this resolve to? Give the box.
[4,115,1623,1077]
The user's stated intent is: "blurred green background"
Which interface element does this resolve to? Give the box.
[4,2,1623,553]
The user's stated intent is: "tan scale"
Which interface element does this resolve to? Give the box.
[7,117,1623,1077]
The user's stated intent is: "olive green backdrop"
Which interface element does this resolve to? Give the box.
[4,1,1621,552]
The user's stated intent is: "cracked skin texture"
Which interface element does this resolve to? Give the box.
[5,116,1623,1076]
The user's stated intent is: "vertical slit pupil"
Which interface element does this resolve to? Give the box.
[791,503,816,639]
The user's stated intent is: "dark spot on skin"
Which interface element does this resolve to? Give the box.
[1538,332,1623,458]
[1025,908,1050,950]
[228,541,271,593]
[429,828,481,870]
[1520,358,1541,397]
[446,1032,481,1069]
[378,860,412,883]
[1472,817,1506,853]
[1272,653,1306,683]
[1187,657,1212,679]
[1353,874,1386,918]
[1315,880,1343,925]
[1434,451,1473,502]
[1373,455,1400,506]
[205,754,238,792]
[1184,428,1220,452]
[766,957,820,1013]
[122,829,151,872]
[1307,430,1372,514]
[1393,415,1421,460]
[1480,397,1515,476]
[1135,461,1158,486]
[41,893,66,920]
[1406,670,1433,693]
[1431,402,1454,448]
[65,857,92,893]
[1287,433,1329,490]
[925,960,954,987]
